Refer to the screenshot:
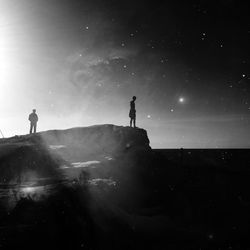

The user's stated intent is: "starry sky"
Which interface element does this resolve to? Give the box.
[0,0,250,148]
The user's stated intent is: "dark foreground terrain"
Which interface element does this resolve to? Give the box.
[0,125,250,249]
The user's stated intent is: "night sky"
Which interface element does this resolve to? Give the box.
[1,0,250,148]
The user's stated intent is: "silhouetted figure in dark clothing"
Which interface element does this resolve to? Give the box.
[29,109,38,134]
[129,96,136,128]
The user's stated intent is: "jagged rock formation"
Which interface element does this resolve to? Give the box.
[0,125,151,183]
[40,124,151,155]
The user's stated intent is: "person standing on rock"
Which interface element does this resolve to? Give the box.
[129,96,136,128]
[29,109,38,134]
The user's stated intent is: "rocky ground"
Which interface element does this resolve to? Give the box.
[0,125,250,249]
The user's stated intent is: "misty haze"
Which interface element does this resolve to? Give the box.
[0,0,250,249]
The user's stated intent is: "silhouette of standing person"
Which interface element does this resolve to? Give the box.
[29,109,38,134]
[129,96,136,128]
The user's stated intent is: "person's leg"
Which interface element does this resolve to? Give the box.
[30,123,33,134]
[34,123,37,133]
[130,118,132,127]
[133,117,136,128]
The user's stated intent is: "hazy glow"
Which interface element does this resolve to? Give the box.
[0,0,249,148]
[0,19,15,109]
[21,186,36,194]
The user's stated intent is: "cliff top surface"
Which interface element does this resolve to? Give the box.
[0,124,150,150]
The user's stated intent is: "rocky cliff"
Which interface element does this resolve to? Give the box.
[0,125,151,183]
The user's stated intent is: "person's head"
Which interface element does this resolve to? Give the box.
[132,96,136,101]
[32,109,36,113]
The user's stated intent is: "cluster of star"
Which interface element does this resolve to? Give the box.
[73,0,250,125]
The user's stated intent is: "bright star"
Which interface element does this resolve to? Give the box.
[179,97,185,103]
